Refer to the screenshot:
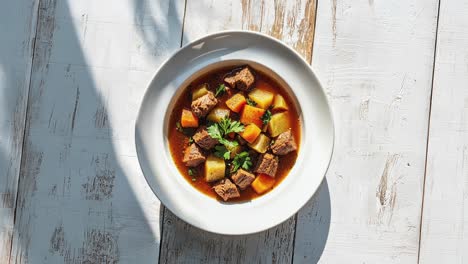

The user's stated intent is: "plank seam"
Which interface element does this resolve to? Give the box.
[158,1,188,263]
[8,0,41,263]
[416,0,442,263]
[157,207,167,264]
[179,0,188,47]
[291,0,318,263]
[8,0,42,263]
[307,0,318,67]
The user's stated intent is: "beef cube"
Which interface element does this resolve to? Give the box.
[224,67,255,91]
[182,143,206,167]
[254,153,279,177]
[213,179,240,201]
[231,169,255,190]
[193,126,218,150]
[271,130,297,155]
[191,91,218,118]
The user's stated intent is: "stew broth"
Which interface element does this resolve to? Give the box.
[168,66,301,202]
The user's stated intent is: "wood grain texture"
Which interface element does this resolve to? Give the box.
[419,1,468,263]
[9,0,185,263]
[159,0,316,263]
[0,0,39,262]
[294,0,440,263]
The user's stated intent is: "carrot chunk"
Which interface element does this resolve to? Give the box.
[225,93,247,113]
[251,174,276,194]
[181,109,199,128]
[240,105,265,127]
[240,123,261,143]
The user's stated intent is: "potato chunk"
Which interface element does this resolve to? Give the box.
[248,133,271,153]
[205,155,226,182]
[225,93,247,113]
[207,107,230,123]
[192,84,209,100]
[248,88,274,109]
[272,94,288,111]
[267,112,291,137]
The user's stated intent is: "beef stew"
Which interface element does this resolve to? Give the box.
[168,65,301,202]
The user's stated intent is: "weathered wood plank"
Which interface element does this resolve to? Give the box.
[294,0,440,263]
[0,0,39,262]
[9,0,185,263]
[159,0,316,263]
[419,1,468,263]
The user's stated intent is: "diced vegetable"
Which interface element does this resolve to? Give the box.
[192,84,209,100]
[205,155,226,182]
[267,112,291,137]
[207,107,230,123]
[248,133,271,153]
[272,94,288,111]
[225,93,247,113]
[251,174,276,194]
[240,123,261,143]
[181,109,199,128]
[248,88,274,109]
[240,105,265,127]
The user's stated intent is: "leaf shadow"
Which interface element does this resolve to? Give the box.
[6,0,183,262]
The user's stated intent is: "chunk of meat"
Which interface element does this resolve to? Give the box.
[231,169,256,190]
[271,130,297,155]
[182,143,206,167]
[213,179,240,201]
[191,91,218,118]
[224,67,255,91]
[193,126,218,150]
[254,153,279,177]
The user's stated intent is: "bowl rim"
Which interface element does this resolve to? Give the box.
[135,30,335,235]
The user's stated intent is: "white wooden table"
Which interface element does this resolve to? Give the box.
[1,0,466,263]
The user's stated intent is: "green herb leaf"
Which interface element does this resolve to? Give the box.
[188,137,194,144]
[188,168,197,176]
[176,121,183,132]
[208,118,244,138]
[231,151,252,173]
[214,145,231,160]
[207,118,243,151]
[219,138,239,150]
[215,84,226,97]
[246,98,257,106]
[219,117,244,134]
[261,109,272,125]
[207,123,223,139]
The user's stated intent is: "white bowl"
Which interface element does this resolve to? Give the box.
[135,31,334,235]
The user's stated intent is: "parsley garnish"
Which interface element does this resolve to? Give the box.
[246,98,257,106]
[176,121,183,132]
[207,117,243,152]
[261,109,272,125]
[231,151,253,173]
[207,117,244,138]
[214,145,231,160]
[219,117,244,134]
[188,168,197,176]
[215,84,226,97]
[188,137,194,144]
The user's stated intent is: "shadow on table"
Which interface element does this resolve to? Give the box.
[126,1,332,263]
[158,178,331,263]
[5,0,182,262]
